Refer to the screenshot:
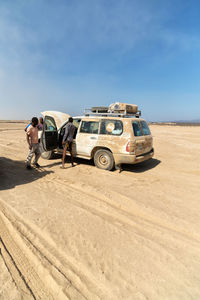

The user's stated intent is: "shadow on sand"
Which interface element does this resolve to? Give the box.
[41,154,161,174]
[121,158,161,173]
[41,154,94,168]
[0,157,53,191]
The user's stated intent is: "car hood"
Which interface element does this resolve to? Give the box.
[41,111,70,130]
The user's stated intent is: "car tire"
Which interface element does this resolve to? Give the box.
[94,149,114,171]
[41,150,54,160]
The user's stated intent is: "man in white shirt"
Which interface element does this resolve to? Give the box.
[26,117,41,169]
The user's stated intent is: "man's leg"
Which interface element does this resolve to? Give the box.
[33,144,41,167]
[69,150,74,166]
[62,144,67,168]
[26,147,34,168]
[69,142,74,166]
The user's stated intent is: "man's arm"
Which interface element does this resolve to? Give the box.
[26,127,32,149]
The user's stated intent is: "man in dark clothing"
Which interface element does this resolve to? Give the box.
[61,117,76,168]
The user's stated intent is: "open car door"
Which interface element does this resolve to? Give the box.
[42,115,59,151]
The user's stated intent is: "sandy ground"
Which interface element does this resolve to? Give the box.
[0,122,200,299]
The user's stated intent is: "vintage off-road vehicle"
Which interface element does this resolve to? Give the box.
[41,103,154,170]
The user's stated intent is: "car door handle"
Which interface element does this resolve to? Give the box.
[90,137,97,140]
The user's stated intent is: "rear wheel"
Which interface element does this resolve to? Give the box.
[94,149,114,170]
[41,150,54,160]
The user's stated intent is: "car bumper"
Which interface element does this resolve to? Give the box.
[114,148,154,165]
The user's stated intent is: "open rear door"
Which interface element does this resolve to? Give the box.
[42,116,59,151]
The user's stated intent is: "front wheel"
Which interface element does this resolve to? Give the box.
[41,150,54,160]
[94,149,114,170]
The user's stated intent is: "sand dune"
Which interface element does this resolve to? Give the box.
[0,123,200,299]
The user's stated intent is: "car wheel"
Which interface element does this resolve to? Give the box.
[94,149,114,170]
[41,150,54,160]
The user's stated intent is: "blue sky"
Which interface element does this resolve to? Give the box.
[0,0,200,121]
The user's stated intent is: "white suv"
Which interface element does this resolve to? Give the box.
[41,106,154,170]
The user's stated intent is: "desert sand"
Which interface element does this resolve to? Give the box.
[0,122,200,299]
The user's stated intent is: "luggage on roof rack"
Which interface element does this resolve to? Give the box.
[108,102,138,114]
[91,106,109,113]
[84,102,141,117]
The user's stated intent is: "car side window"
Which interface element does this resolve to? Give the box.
[73,119,81,128]
[132,121,143,136]
[73,119,81,138]
[45,117,57,131]
[80,121,99,134]
[60,123,67,135]
[100,120,123,135]
[140,121,151,135]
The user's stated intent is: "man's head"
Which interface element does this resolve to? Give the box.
[31,117,38,127]
[69,117,73,123]
[39,117,43,124]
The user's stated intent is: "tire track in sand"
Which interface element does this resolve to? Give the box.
[0,209,57,299]
[49,177,200,290]
[0,200,111,300]
[46,176,200,248]
[40,176,200,281]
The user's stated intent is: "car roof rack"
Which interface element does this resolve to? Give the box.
[84,107,141,118]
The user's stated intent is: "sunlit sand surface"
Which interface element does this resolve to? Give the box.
[0,122,200,299]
